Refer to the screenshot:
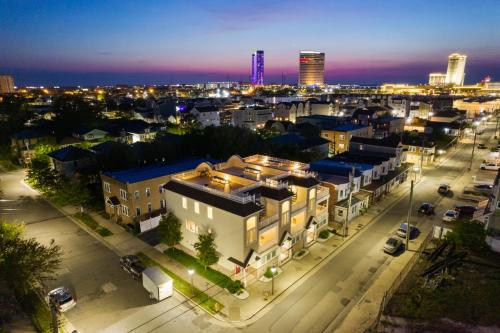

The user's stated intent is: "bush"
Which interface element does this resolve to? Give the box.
[227,280,243,294]
[318,230,330,239]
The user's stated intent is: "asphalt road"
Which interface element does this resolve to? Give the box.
[0,125,494,333]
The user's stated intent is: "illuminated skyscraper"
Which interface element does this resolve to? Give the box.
[428,73,446,86]
[251,50,264,85]
[299,51,325,87]
[445,53,467,86]
[0,75,14,93]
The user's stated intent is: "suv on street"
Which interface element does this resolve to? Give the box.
[383,237,403,254]
[396,223,418,239]
[48,287,76,313]
[443,209,459,222]
[454,205,476,216]
[437,184,451,195]
[120,255,146,280]
[480,163,500,171]
[477,143,487,149]
[418,203,435,215]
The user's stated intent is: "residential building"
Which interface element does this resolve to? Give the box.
[372,116,405,138]
[72,128,108,141]
[274,101,308,123]
[251,50,264,85]
[387,96,410,118]
[320,124,372,156]
[299,51,325,87]
[402,135,436,166]
[101,159,213,230]
[47,146,95,178]
[190,106,221,127]
[309,100,334,116]
[445,53,467,86]
[162,155,329,283]
[269,133,329,157]
[232,106,274,130]
[10,128,55,165]
[0,75,14,93]
[349,135,406,167]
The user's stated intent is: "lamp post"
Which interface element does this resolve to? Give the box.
[188,269,195,296]
[270,266,277,295]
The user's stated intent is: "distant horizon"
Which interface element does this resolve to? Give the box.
[2,0,499,87]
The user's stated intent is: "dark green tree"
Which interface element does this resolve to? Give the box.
[0,221,62,295]
[158,212,183,252]
[445,220,488,252]
[194,232,219,270]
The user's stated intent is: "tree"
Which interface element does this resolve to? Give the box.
[194,232,219,270]
[445,220,488,252]
[0,220,62,295]
[158,212,183,251]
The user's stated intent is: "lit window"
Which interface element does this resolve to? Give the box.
[134,191,140,200]
[103,182,111,193]
[246,216,257,244]
[182,197,187,209]
[120,189,127,200]
[122,205,129,216]
[207,206,213,219]
[186,220,197,233]
[146,188,151,198]
[194,201,200,214]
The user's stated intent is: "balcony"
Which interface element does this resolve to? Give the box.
[133,207,167,224]
[317,186,330,200]
[259,213,278,229]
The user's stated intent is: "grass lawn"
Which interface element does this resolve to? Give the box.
[137,252,223,314]
[74,212,113,237]
[164,248,235,289]
[385,250,500,326]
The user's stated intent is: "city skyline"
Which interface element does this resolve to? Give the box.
[1,0,500,86]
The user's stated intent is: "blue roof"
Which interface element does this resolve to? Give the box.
[331,124,368,132]
[48,146,93,162]
[310,159,371,177]
[103,158,218,184]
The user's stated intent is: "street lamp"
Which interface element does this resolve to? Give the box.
[270,266,277,295]
[188,269,195,296]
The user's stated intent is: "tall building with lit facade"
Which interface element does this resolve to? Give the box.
[299,51,325,87]
[251,50,264,85]
[445,53,467,86]
[428,73,446,86]
[0,75,14,93]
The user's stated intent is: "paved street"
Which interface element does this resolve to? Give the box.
[0,126,494,333]
[0,170,206,333]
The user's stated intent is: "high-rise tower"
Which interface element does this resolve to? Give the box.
[445,53,467,86]
[299,51,325,87]
[251,50,264,85]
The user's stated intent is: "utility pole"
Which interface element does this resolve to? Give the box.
[405,180,414,251]
[343,166,355,238]
[468,131,477,171]
[419,137,425,181]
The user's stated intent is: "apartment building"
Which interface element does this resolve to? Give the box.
[162,155,329,283]
[402,135,436,166]
[100,158,213,231]
[320,124,372,156]
[232,106,274,130]
[349,135,406,167]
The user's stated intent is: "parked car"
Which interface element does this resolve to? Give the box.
[396,223,418,239]
[48,287,76,313]
[437,184,451,195]
[454,205,476,216]
[383,237,403,254]
[480,163,500,171]
[120,255,146,280]
[418,203,435,215]
[474,184,493,191]
[477,143,487,149]
[442,210,459,222]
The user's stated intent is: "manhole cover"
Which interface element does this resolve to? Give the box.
[101,282,117,293]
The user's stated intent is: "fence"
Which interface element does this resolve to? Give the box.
[366,230,434,332]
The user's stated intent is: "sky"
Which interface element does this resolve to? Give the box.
[1,0,499,86]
